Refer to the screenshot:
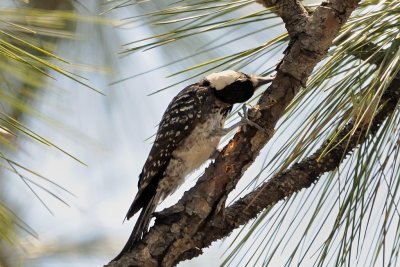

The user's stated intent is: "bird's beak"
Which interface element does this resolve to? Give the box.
[251,75,274,89]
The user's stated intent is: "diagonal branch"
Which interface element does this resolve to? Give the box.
[107,0,361,266]
[256,0,309,37]
[182,67,400,262]
[173,28,400,263]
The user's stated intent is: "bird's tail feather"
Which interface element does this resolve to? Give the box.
[111,193,159,262]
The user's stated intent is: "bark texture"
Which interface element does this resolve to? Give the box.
[107,0,363,266]
[183,70,400,262]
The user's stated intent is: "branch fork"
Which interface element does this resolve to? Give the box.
[107,1,364,266]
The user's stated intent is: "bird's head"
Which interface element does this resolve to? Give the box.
[203,70,273,104]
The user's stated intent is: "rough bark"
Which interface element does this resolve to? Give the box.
[176,29,400,265]
[107,0,362,266]
[180,68,400,263]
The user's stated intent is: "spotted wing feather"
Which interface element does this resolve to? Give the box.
[125,84,215,219]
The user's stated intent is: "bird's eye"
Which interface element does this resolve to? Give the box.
[201,79,210,86]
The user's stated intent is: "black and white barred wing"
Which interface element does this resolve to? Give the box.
[125,84,214,219]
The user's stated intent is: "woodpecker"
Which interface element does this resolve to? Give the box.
[113,70,273,261]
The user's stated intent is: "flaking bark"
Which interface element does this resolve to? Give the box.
[107,0,363,266]
[181,71,400,262]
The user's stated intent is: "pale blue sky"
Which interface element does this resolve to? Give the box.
[2,1,395,267]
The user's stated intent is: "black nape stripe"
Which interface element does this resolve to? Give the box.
[213,80,254,104]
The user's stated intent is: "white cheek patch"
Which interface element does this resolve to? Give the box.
[206,70,241,90]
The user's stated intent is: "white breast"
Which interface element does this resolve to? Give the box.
[160,112,226,196]
[173,111,225,172]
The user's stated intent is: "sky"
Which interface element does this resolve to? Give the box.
[2,1,397,267]
[1,1,283,266]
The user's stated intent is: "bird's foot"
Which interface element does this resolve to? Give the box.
[238,105,263,131]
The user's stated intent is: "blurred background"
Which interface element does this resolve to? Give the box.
[0,0,284,266]
[1,1,399,267]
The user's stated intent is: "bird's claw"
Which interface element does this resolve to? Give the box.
[238,105,273,135]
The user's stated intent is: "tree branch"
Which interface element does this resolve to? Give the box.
[107,0,361,266]
[256,0,309,37]
[181,69,400,262]
[172,29,400,263]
